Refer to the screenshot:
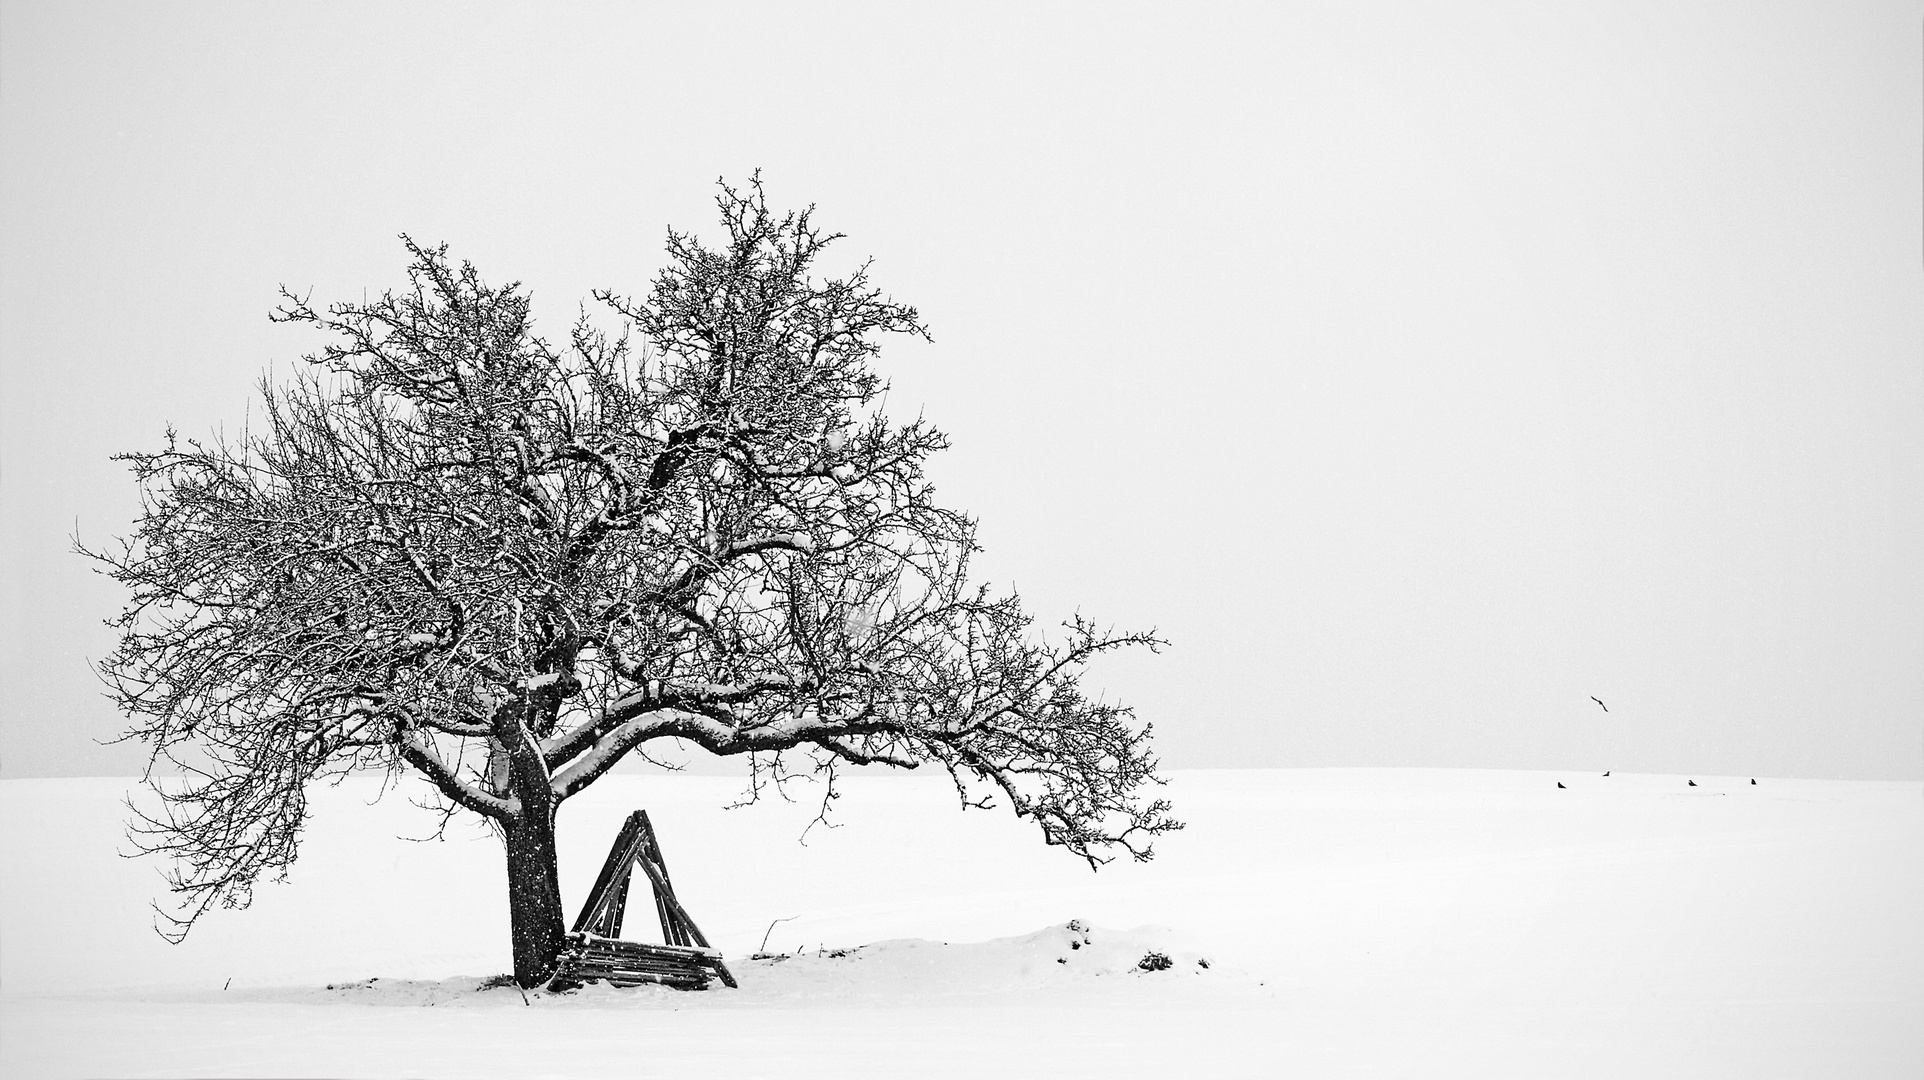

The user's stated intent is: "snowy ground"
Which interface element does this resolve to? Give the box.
[1,768,1918,1078]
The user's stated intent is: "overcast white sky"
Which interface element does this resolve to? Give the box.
[2,1,1918,780]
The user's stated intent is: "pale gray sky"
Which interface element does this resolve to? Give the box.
[3,1,1919,780]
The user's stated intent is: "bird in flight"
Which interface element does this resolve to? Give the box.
[1590,696,1608,712]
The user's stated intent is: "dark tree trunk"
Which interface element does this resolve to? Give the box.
[504,798,567,988]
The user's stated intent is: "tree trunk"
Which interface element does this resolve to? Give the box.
[504,804,568,988]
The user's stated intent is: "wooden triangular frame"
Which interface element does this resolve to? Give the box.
[573,809,708,946]
[554,810,737,990]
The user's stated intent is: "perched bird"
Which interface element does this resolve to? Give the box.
[1602,771,1610,777]
[1591,696,1608,712]
[1557,782,1566,789]
[1750,779,1757,785]
[1688,780,1698,787]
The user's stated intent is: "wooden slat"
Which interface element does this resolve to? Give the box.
[635,811,685,946]
[567,966,708,981]
[568,954,707,969]
[569,929,715,950]
[568,941,715,961]
[571,812,648,934]
[604,872,633,940]
[629,845,714,949]
[566,938,709,957]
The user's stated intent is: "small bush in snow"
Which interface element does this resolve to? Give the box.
[1137,950,1173,972]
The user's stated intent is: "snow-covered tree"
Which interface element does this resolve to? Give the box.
[87,178,1177,987]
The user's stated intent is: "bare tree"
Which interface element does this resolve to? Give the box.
[84,177,1177,988]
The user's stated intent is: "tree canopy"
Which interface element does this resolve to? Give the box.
[88,178,1176,981]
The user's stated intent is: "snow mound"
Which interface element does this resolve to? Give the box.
[195,923,1251,1009]
[720,921,1240,1004]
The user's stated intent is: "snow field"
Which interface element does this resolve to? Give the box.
[1,768,1918,1077]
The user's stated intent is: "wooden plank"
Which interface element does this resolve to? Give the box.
[566,948,721,973]
[653,887,680,945]
[569,931,719,956]
[565,949,718,970]
[556,956,717,984]
[573,958,719,979]
[568,956,705,970]
[571,812,647,933]
[569,943,713,963]
[629,845,714,949]
[636,811,684,946]
[577,939,716,957]
[604,872,634,940]
[574,813,639,931]
[584,973,711,988]
[577,949,702,966]
[568,963,706,978]
[574,946,722,968]
[558,957,711,974]
[569,966,707,981]
[558,970,708,990]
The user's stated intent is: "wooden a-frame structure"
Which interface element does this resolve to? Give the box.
[548,810,738,991]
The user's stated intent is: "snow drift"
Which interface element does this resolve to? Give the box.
[1,768,1918,1078]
